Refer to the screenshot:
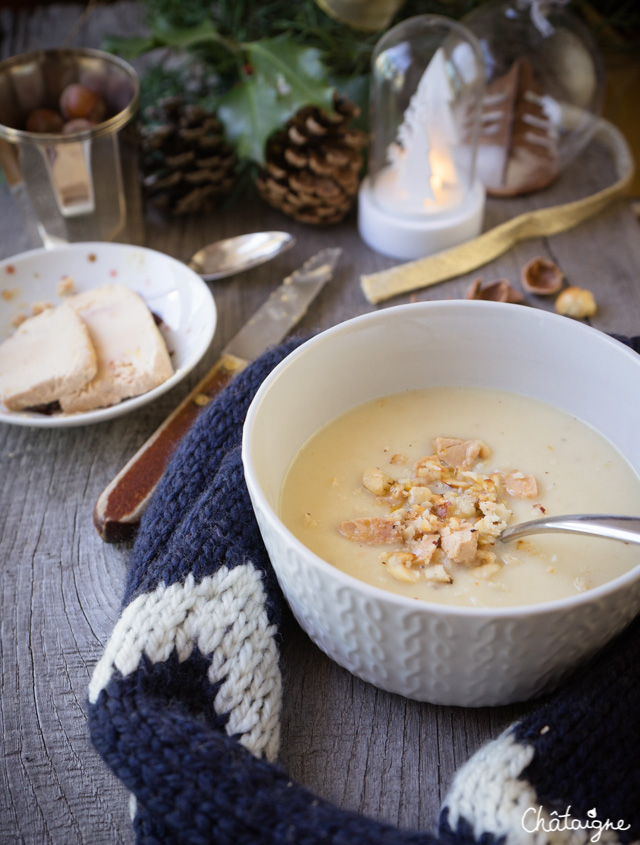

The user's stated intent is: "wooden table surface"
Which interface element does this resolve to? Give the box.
[2,4,640,843]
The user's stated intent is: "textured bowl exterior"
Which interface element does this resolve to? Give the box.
[243,301,640,706]
[250,495,640,706]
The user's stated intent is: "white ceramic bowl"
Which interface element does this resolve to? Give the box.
[0,242,216,427]
[242,301,640,707]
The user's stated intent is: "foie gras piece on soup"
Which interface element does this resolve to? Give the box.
[279,387,640,609]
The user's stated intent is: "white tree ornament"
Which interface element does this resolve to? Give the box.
[376,48,462,216]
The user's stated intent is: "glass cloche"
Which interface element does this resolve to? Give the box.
[358,15,486,260]
[462,0,605,196]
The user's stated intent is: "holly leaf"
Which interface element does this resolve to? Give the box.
[150,17,231,51]
[245,38,334,114]
[103,19,235,60]
[101,34,158,60]
[217,77,282,163]
[217,37,334,165]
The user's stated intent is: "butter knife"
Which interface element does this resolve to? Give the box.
[94,247,341,542]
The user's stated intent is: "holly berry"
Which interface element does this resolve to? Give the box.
[59,84,106,123]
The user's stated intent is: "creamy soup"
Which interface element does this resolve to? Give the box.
[279,387,640,608]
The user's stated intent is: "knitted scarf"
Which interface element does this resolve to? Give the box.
[88,337,640,845]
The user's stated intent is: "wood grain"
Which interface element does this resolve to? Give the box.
[1,4,639,842]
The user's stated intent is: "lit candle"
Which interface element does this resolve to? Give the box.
[358,16,486,260]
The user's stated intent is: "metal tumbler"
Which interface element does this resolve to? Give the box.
[0,47,141,247]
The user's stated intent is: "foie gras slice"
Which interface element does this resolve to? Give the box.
[59,284,173,413]
[0,303,97,411]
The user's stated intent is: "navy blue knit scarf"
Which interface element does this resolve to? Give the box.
[89,336,640,845]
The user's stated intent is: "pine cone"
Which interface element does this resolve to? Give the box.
[256,95,366,225]
[141,96,236,216]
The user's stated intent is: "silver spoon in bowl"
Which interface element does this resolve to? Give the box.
[188,231,295,281]
[500,514,640,545]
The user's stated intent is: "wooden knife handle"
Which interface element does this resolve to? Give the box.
[93,353,247,543]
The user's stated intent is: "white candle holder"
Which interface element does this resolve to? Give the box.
[358,15,486,261]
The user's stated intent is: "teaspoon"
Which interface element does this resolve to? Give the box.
[188,231,295,281]
[500,514,640,546]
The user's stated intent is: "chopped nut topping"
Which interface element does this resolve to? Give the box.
[408,534,439,563]
[386,552,422,582]
[407,486,434,506]
[339,437,540,586]
[475,500,511,537]
[415,456,442,483]
[423,564,453,584]
[362,467,393,496]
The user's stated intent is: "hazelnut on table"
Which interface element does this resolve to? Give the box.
[555,287,597,319]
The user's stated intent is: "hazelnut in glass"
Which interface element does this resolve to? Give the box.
[60,83,106,124]
[25,108,64,133]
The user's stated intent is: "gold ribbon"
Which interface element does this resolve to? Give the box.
[361,118,635,304]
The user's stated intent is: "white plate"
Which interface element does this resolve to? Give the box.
[0,242,216,427]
